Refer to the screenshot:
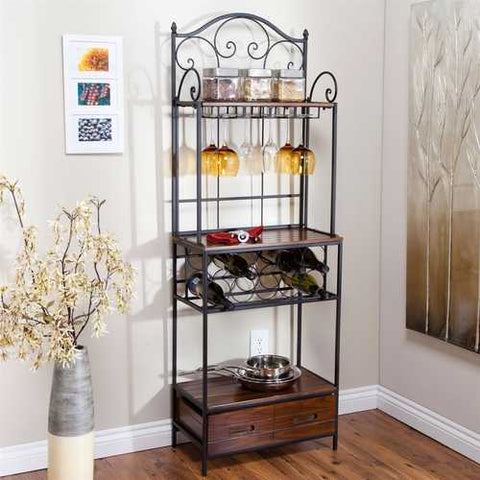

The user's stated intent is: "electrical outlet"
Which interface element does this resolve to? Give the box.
[250,330,269,356]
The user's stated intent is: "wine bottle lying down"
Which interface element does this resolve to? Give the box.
[187,273,234,310]
[212,254,256,280]
[260,248,329,275]
[282,272,326,297]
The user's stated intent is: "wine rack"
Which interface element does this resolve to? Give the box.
[170,13,342,476]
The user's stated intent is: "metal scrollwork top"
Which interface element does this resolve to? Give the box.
[172,13,307,102]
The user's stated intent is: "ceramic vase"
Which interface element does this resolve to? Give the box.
[48,346,94,480]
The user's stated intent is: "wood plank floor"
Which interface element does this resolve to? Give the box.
[6,410,480,479]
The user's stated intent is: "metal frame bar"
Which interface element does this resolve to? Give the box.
[333,242,343,450]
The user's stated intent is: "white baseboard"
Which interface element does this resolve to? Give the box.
[339,385,379,414]
[0,420,173,477]
[2,385,479,477]
[377,386,480,464]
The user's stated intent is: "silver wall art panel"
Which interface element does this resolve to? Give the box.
[408,0,480,351]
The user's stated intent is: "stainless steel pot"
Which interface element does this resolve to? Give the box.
[235,366,301,392]
[244,354,291,379]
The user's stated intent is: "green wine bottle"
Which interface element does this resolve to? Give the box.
[212,254,256,280]
[282,272,326,297]
[299,248,329,275]
[187,273,234,310]
[258,250,295,273]
[260,249,329,275]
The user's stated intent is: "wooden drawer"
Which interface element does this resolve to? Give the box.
[274,395,336,424]
[274,420,335,441]
[209,405,274,443]
[178,398,274,455]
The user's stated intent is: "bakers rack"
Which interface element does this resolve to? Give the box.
[170,12,342,476]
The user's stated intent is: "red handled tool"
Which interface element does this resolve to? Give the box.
[206,226,263,245]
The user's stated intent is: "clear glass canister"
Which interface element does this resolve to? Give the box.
[244,69,273,101]
[276,69,305,102]
[202,68,241,101]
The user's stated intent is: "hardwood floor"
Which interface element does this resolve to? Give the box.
[6,410,480,479]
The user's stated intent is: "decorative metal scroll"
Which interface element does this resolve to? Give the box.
[307,71,338,103]
[171,13,307,102]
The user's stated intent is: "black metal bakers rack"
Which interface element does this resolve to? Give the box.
[170,12,342,476]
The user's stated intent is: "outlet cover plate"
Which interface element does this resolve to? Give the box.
[250,329,269,356]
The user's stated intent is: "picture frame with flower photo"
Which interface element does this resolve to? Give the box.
[63,35,124,154]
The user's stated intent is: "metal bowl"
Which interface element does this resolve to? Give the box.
[236,366,301,392]
[245,354,291,380]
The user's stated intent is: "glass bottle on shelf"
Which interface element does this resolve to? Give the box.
[212,254,256,280]
[281,272,325,297]
[275,69,305,102]
[244,69,274,101]
[187,273,234,310]
[202,68,242,101]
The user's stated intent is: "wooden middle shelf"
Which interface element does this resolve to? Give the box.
[175,367,337,414]
[173,227,343,254]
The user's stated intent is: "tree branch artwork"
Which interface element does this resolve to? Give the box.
[0,175,135,368]
[407,0,480,352]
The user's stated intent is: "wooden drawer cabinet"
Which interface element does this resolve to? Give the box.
[209,405,274,442]
[177,393,337,457]
[274,395,336,426]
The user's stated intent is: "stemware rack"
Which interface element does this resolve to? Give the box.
[170,13,342,476]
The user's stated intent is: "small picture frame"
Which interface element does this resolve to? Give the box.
[63,35,123,154]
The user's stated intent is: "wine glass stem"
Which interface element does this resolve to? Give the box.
[223,118,228,147]
[286,115,290,144]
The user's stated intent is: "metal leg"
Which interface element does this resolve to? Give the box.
[171,242,178,448]
[201,252,209,475]
[296,303,302,367]
[202,453,208,476]
[333,243,343,451]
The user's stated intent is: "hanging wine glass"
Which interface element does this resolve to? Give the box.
[248,118,264,175]
[201,118,217,176]
[216,119,239,176]
[276,111,294,174]
[238,117,253,175]
[291,144,316,175]
[262,109,278,173]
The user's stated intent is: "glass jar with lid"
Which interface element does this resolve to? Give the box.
[275,69,305,102]
[202,68,242,101]
[244,69,273,101]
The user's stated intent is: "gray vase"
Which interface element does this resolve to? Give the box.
[48,346,94,480]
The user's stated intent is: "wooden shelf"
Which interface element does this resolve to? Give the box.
[173,227,343,254]
[175,367,336,414]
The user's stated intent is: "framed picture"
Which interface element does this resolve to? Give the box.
[63,35,123,154]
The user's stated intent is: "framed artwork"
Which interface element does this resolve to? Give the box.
[407,0,480,353]
[63,35,123,154]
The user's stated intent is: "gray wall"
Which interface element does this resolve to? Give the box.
[380,0,480,432]
[0,0,384,448]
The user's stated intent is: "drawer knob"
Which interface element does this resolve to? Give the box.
[292,413,318,425]
[229,424,256,437]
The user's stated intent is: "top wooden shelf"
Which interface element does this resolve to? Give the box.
[176,100,334,108]
[173,227,343,254]
[176,100,335,119]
